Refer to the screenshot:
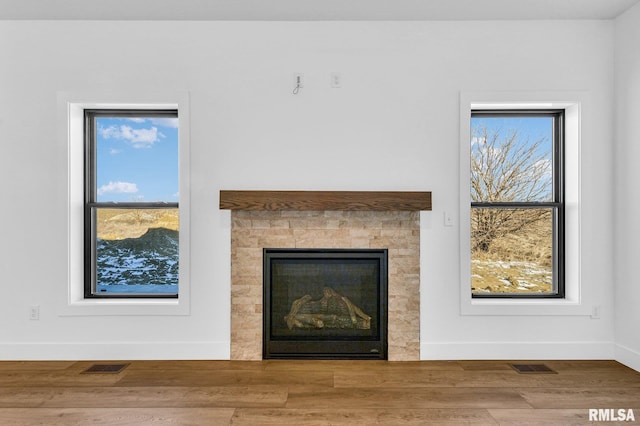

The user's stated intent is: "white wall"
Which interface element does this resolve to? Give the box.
[614,4,640,371]
[0,20,615,360]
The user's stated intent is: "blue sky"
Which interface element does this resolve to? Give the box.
[471,115,552,147]
[470,115,554,201]
[471,115,553,164]
[96,116,179,202]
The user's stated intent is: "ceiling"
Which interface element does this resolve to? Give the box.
[0,0,638,21]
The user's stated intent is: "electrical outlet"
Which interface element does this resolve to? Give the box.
[591,305,601,319]
[29,305,40,320]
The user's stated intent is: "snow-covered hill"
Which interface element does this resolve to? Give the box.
[96,227,178,293]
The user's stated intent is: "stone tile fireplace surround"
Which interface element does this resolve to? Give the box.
[220,191,431,361]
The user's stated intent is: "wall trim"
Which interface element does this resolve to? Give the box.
[459,90,589,315]
[3,341,626,365]
[615,344,640,372]
[57,90,191,316]
[0,342,230,361]
[421,341,615,360]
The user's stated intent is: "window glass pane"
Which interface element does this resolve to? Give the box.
[471,116,553,202]
[95,208,178,294]
[95,116,179,202]
[471,208,554,295]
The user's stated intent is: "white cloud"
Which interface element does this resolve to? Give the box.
[99,125,163,148]
[127,118,145,123]
[99,126,122,140]
[109,148,121,154]
[97,181,138,196]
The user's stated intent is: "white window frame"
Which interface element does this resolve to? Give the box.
[459,91,587,316]
[57,91,191,316]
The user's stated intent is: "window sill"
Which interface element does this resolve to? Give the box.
[57,297,189,316]
[461,296,592,316]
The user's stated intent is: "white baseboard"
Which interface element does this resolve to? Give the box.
[421,341,615,360]
[0,341,230,361]
[615,343,640,372]
[3,341,632,367]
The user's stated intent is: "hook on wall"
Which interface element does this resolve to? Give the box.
[292,73,303,95]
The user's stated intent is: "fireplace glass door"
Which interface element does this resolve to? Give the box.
[263,249,388,359]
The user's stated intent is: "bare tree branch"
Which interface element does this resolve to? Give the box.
[471,124,552,252]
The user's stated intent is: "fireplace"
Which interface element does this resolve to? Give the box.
[222,190,431,361]
[263,248,388,359]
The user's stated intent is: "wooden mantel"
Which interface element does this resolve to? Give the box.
[219,190,432,211]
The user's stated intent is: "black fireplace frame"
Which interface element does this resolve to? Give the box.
[263,248,388,360]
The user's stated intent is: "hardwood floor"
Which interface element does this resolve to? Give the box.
[0,360,638,425]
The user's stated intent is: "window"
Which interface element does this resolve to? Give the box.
[84,110,179,298]
[470,110,564,298]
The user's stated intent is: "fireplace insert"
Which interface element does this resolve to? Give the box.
[263,248,388,359]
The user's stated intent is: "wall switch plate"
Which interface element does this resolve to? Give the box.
[330,72,341,88]
[591,305,601,319]
[444,211,454,227]
[29,305,40,320]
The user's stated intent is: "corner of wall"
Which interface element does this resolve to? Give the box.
[613,1,640,372]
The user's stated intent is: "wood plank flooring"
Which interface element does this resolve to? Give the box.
[0,360,638,425]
